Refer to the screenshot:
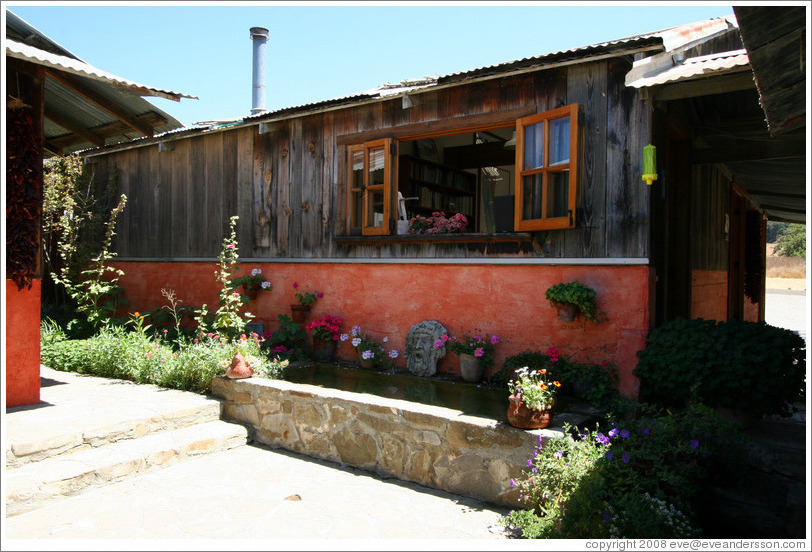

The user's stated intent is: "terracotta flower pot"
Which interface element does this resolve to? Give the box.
[357,352,377,370]
[555,302,578,322]
[243,285,260,300]
[507,392,553,429]
[290,304,310,323]
[226,351,253,379]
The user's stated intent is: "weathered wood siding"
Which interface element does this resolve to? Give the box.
[93,59,650,260]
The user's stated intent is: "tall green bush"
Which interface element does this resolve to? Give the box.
[634,318,806,417]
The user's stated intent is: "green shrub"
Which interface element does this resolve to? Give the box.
[40,326,286,394]
[499,348,626,413]
[634,318,806,417]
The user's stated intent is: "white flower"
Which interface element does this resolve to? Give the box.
[251,268,261,276]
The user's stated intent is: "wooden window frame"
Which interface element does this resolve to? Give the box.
[347,138,392,236]
[514,103,580,232]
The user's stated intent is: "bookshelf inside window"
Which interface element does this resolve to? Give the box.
[398,155,476,223]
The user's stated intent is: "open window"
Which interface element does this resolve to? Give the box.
[515,104,579,231]
[345,104,579,236]
[348,138,392,236]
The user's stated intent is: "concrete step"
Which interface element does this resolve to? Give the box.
[6,391,223,469]
[5,420,249,517]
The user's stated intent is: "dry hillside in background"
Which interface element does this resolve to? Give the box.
[766,244,806,279]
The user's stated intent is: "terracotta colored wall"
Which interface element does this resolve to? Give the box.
[5,279,41,408]
[114,261,651,398]
[691,269,728,321]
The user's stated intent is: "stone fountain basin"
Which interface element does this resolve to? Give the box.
[211,369,594,508]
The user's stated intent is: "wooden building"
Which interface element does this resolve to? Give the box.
[81,11,806,397]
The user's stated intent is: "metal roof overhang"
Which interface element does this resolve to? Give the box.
[6,38,197,157]
[628,48,806,224]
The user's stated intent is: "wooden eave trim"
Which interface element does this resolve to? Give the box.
[45,68,156,137]
[48,111,170,150]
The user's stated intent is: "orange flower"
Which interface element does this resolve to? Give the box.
[541,383,547,390]
[539,369,547,375]
[553,381,562,387]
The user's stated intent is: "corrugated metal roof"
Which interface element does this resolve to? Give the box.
[6,39,196,101]
[626,49,750,88]
[6,9,197,157]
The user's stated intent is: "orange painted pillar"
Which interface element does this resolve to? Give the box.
[5,279,41,407]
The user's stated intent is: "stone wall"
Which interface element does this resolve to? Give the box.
[211,376,577,508]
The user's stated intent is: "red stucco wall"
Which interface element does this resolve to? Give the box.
[113,261,651,398]
[5,279,41,408]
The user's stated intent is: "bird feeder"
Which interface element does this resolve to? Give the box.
[642,144,658,185]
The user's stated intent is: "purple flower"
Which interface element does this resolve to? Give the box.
[554,450,564,459]
[490,335,500,345]
[595,433,610,446]
[351,337,361,347]
[340,333,349,341]
[510,478,515,487]
[641,427,650,435]
[620,429,629,439]
[601,512,612,522]
[316,292,324,298]
[605,451,614,460]
[690,439,699,450]
[621,453,630,463]
[608,428,619,438]
[434,339,444,349]
[389,350,399,359]
[362,350,374,360]
[527,458,533,467]
[261,281,271,289]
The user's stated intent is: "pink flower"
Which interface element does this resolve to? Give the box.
[490,335,500,345]
[293,282,299,288]
[474,347,484,358]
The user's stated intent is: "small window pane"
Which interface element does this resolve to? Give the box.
[367,189,385,228]
[522,174,543,220]
[523,122,545,171]
[546,171,569,218]
[369,147,385,186]
[351,151,364,189]
[549,116,570,166]
[351,191,363,227]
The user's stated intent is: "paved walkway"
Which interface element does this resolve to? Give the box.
[3,367,511,545]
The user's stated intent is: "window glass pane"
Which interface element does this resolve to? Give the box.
[351,191,363,227]
[549,116,570,166]
[523,122,544,170]
[351,151,364,189]
[546,171,569,218]
[369,147,385,186]
[522,174,543,220]
[367,189,385,228]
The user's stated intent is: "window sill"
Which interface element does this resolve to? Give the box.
[335,232,533,246]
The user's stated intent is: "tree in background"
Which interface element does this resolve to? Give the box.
[773,224,806,259]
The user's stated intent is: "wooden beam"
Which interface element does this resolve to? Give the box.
[692,137,806,164]
[44,105,106,147]
[648,72,756,101]
[47,111,169,149]
[45,68,156,137]
[336,106,535,145]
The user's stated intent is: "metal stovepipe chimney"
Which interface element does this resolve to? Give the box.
[250,27,269,115]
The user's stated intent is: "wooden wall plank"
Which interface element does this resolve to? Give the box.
[156,143,172,257]
[170,139,190,257]
[276,122,292,257]
[204,132,223,257]
[189,135,206,255]
[605,59,649,258]
[565,61,608,258]
[236,127,254,255]
[222,129,238,234]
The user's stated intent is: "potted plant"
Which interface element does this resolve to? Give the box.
[439,330,500,382]
[342,325,399,370]
[305,315,342,363]
[507,366,562,428]
[290,282,323,323]
[544,280,603,323]
[229,268,271,302]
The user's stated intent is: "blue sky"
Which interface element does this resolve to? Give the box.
[6,2,735,127]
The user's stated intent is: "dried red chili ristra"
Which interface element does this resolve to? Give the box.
[5,104,42,290]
